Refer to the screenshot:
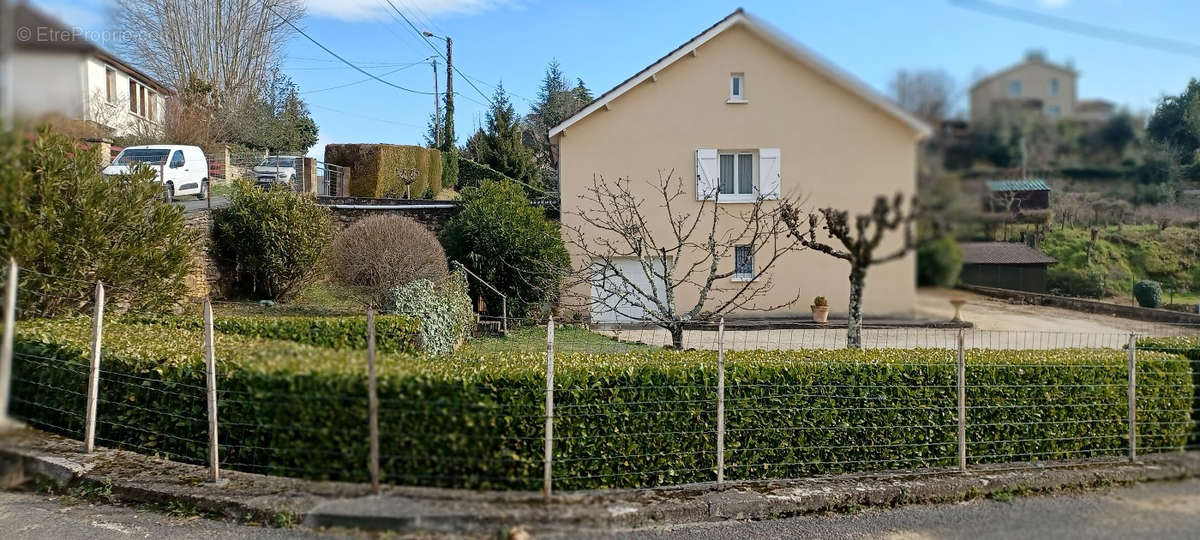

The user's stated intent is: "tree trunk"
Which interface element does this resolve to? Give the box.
[847,266,865,350]
[669,325,685,350]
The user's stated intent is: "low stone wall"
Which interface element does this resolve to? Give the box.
[183,210,222,300]
[317,197,461,236]
[961,284,1200,325]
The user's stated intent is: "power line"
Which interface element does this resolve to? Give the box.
[265,4,435,95]
[950,0,1200,58]
[380,0,497,107]
[301,59,433,94]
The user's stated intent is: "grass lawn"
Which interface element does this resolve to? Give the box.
[207,281,368,317]
[460,325,656,355]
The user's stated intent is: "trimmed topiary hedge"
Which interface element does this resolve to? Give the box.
[1133,280,1163,308]
[122,313,422,354]
[324,144,442,198]
[10,319,1194,491]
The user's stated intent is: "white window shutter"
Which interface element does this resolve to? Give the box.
[759,148,781,200]
[695,149,719,200]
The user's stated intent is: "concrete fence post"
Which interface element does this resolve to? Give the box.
[543,316,555,503]
[1128,333,1137,462]
[83,282,105,453]
[0,259,17,427]
[716,317,726,484]
[203,299,220,483]
[367,308,381,495]
[956,328,966,474]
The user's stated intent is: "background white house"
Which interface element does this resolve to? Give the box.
[9,3,169,137]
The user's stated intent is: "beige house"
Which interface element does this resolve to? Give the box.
[550,10,929,322]
[969,51,1112,124]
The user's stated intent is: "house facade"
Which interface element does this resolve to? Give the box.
[969,51,1078,124]
[550,10,929,322]
[9,4,168,137]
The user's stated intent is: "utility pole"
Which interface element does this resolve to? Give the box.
[444,36,453,151]
[432,58,440,147]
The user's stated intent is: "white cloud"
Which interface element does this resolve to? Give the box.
[1037,0,1072,7]
[305,0,509,21]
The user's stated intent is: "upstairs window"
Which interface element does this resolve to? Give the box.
[1008,80,1022,97]
[129,80,137,113]
[730,73,745,102]
[718,152,755,197]
[1050,77,1060,96]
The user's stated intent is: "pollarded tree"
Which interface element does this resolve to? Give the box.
[782,194,936,349]
[564,172,803,349]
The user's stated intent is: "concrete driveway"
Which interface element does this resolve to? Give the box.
[599,288,1193,350]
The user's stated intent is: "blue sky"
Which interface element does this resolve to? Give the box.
[34,0,1200,158]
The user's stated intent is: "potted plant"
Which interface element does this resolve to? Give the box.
[811,296,830,323]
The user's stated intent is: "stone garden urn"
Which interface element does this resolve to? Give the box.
[949,297,967,322]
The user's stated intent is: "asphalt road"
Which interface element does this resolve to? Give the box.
[176,196,228,213]
[0,491,323,540]
[573,478,1200,540]
[6,479,1199,539]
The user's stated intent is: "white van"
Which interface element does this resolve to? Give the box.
[103,145,209,200]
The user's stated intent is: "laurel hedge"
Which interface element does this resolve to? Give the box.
[9,318,1194,491]
[1135,336,1200,445]
[121,313,423,354]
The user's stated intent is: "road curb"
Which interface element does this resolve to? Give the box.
[3,427,1199,534]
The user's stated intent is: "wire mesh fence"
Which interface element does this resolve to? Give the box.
[1,262,1198,496]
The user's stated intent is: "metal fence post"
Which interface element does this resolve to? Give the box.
[367,308,381,495]
[957,328,966,474]
[203,299,220,483]
[716,317,726,484]
[0,259,16,427]
[1128,332,1137,462]
[543,316,555,503]
[83,282,105,453]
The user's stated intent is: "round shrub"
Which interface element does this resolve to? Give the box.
[442,180,569,319]
[328,215,448,306]
[213,180,333,300]
[1133,279,1163,308]
[0,126,197,316]
[1047,266,1106,298]
[917,236,963,287]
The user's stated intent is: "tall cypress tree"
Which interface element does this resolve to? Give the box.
[440,51,459,189]
[476,82,538,191]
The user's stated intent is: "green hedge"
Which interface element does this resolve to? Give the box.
[122,314,423,354]
[324,144,442,198]
[1135,337,1200,446]
[10,319,1194,491]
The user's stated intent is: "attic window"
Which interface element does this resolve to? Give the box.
[729,73,746,103]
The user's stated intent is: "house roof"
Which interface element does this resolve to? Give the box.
[986,179,1051,192]
[11,4,171,95]
[547,9,930,141]
[959,242,1057,265]
[969,54,1077,92]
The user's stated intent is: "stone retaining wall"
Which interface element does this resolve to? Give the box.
[183,210,222,300]
[961,284,1200,325]
[317,197,461,236]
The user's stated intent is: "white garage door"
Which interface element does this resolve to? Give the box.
[590,258,668,323]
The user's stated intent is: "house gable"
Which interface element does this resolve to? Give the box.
[549,10,929,142]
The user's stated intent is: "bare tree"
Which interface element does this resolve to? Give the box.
[110,0,303,111]
[782,194,932,349]
[889,69,957,125]
[563,172,803,349]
